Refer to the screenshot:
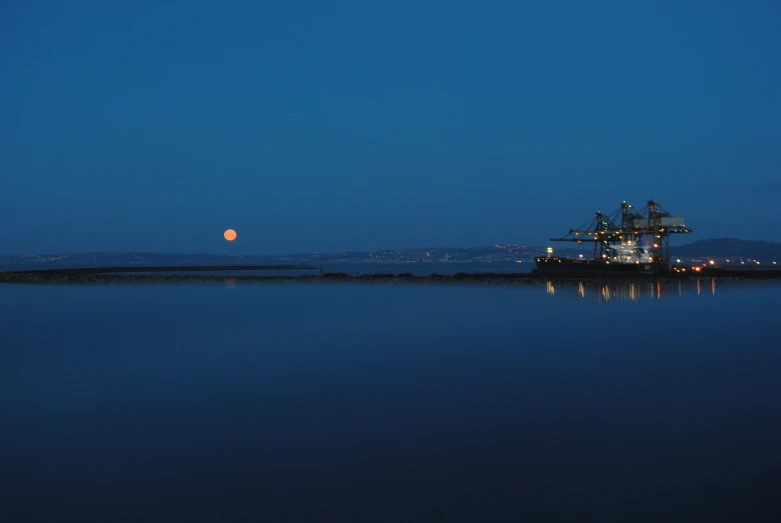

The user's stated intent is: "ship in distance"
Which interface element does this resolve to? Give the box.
[534,200,691,274]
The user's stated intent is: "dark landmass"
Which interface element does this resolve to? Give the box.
[1,238,779,270]
[672,238,781,261]
[3,267,781,285]
[0,264,317,276]
[0,246,551,269]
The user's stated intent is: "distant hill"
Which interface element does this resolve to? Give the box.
[0,245,556,269]
[674,238,781,261]
[3,239,780,269]
[0,252,277,270]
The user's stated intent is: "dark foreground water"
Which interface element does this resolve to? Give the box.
[2,280,780,522]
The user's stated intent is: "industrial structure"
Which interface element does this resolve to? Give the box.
[536,200,692,273]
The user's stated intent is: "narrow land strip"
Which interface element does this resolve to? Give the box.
[2,268,781,285]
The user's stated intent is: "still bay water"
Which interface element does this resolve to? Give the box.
[2,279,781,522]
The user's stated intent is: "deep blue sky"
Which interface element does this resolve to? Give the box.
[2,1,780,254]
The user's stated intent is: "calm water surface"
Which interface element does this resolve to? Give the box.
[2,280,780,522]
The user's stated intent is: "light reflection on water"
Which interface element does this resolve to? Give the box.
[544,278,729,302]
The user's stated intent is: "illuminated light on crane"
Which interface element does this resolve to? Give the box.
[544,199,692,271]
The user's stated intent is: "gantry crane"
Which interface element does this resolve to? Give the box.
[550,200,692,268]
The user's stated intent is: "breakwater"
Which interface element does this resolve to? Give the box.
[3,268,781,285]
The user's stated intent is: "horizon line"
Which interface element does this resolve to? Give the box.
[0,237,768,258]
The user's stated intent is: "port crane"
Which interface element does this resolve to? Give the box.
[550,200,692,268]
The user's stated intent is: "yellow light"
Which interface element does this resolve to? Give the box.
[709,260,715,265]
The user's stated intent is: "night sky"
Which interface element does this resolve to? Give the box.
[2,1,780,255]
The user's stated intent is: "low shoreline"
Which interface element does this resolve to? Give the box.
[3,269,781,285]
[0,264,317,275]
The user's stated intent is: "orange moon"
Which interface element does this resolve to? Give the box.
[223,229,237,241]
